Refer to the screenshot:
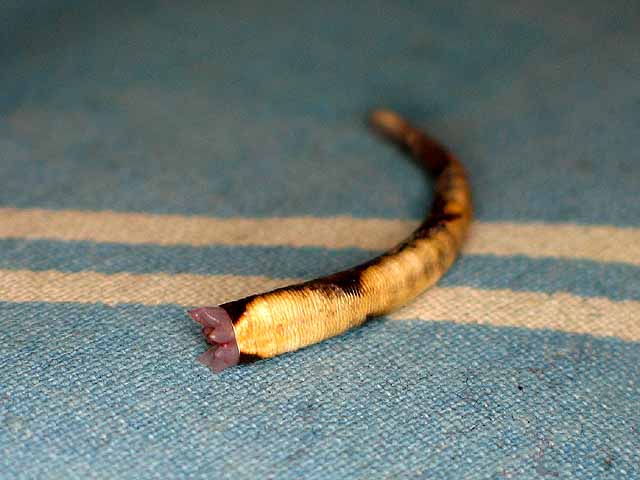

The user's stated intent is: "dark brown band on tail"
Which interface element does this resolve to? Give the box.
[192,109,473,371]
[370,109,450,174]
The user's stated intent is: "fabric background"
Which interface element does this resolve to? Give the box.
[1,1,639,478]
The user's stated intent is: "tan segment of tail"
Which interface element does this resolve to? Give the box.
[229,110,473,360]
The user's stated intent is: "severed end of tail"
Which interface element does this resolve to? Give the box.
[188,306,240,373]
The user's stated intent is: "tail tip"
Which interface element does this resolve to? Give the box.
[369,109,407,138]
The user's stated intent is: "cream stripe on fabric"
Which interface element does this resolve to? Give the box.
[1,208,639,265]
[0,269,293,307]
[2,269,638,341]
[388,287,640,341]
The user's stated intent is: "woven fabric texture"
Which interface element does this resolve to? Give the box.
[1,1,639,478]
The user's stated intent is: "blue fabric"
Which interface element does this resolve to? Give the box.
[3,303,639,478]
[1,1,639,478]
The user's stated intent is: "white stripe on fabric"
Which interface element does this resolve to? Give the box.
[2,269,638,341]
[0,208,638,265]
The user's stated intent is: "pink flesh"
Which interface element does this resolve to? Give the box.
[188,307,240,373]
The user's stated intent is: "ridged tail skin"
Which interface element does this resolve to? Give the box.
[218,110,473,362]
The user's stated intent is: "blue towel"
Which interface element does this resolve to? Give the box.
[1,1,639,478]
